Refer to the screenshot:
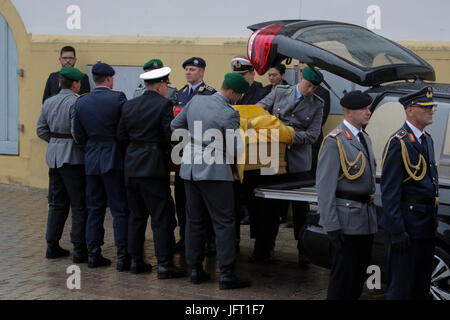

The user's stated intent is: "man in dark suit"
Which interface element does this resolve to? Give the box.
[117,66,186,278]
[43,46,90,103]
[72,62,130,271]
[381,87,439,300]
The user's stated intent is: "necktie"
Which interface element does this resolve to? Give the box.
[421,134,429,160]
[188,88,193,99]
[357,132,370,159]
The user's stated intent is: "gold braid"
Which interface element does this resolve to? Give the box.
[381,133,427,182]
[399,138,427,181]
[335,136,366,181]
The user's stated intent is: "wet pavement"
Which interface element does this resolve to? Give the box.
[0,183,386,300]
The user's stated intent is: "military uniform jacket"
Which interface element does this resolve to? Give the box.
[72,87,127,175]
[42,72,90,103]
[257,85,324,173]
[133,84,178,106]
[380,123,439,239]
[176,81,216,108]
[171,92,242,181]
[316,122,378,235]
[36,89,85,168]
[117,91,173,178]
[236,81,270,105]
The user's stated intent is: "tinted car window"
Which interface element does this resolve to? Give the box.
[293,25,423,69]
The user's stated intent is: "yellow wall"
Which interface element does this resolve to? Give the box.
[2,0,450,189]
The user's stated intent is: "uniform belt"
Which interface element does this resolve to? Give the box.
[89,135,116,142]
[335,191,374,204]
[50,132,72,139]
[401,193,439,206]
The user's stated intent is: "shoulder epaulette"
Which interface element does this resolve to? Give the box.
[394,128,407,140]
[180,84,188,93]
[425,130,432,137]
[277,85,290,89]
[111,89,124,94]
[327,129,343,138]
[78,93,88,99]
[168,85,176,90]
[198,84,215,94]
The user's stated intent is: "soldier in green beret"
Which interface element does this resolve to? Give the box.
[247,64,325,267]
[37,66,89,262]
[171,72,251,290]
[133,59,178,106]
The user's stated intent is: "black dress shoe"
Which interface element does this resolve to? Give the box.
[190,268,211,284]
[158,264,186,279]
[219,274,251,290]
[46,242,70,259]
[130,258,152,274]
[116,246,131,272]
[87,245,111,268]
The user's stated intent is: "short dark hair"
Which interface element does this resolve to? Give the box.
[60,46,76,57]
[59,76,76,89]
[93,74,107,84]
[271,64,286,75]
[221,80,232,91]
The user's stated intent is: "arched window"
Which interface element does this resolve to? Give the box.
[0,13,18,155]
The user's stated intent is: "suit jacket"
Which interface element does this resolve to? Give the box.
[117,90,173,178]
[36,89,84,168]
[257,85,324,173]
[317,122,378,235]
[43,71,90,103]
[171,92,242,181]
[312,85,331,148]
[236,81,270,105]
[380,122,439,239]
[72,87,127,175]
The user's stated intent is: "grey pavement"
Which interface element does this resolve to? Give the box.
[0,183,386,300]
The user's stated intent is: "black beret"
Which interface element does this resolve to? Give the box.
[92,62,115,76]
[399,86,436,109]
[182,57,206,69]
[340,90,373,110]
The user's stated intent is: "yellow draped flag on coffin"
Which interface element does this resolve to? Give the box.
[232,105,296,182]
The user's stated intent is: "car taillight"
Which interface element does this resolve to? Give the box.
[247,24,283,75]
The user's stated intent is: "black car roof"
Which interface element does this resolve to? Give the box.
[368,81,450,98]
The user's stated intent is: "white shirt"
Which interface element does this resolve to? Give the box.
[406,120,425,144]
[343,119,363,142]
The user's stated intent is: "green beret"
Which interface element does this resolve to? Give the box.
[143,59,163,71]
[59,67,84,81]
[302,66,323,86]
[224,72,249,94]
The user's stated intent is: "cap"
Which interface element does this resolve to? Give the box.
[182,57,206,69]
[224,72,249,94]
[230,56,253,73]
[59,66,84,81]
[302,66,323,86]
[399,86,436,109]
[340,90,373,110]
[143,59,163,71]
[92,62,115,76]
[140,66,171,83]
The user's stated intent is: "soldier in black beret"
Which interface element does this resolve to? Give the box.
[317,90,377,300]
